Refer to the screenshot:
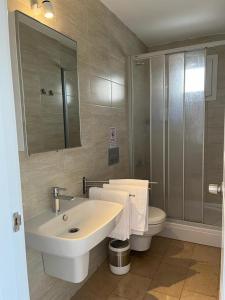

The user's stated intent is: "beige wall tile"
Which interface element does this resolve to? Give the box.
[111,82,126,108]
[110,56,126,85]
[8,0,147,299]
[88,46,111,80]
[90,76,111,106]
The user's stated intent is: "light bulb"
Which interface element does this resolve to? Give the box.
[44,11,54,19]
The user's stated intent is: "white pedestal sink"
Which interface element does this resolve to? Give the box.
[25,199,123,283]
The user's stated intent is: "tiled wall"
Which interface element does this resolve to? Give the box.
[8,0,147,299]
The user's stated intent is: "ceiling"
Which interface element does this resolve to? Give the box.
[101,0,225,47]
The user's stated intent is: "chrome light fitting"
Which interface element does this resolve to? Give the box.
[31,0,54,19]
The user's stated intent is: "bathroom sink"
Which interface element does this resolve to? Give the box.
[26,199,123,257]
[25,199,123,282]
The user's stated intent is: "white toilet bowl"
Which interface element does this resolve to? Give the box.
[130,206,166,251]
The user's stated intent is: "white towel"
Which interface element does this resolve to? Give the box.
[89,187,130,241]
[109,179,149,187]
[103,184,149,235]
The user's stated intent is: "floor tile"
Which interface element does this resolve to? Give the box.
[98,260,112,272]
[183,262,219,297]
[71,238,221,300]
[189,261,220,275]
[107,295,128,300]
[180,290,217,300]
[131,254,162,278]
[148,263,190,298]
[71,288,102,300]
[146,237,172,257]
[162,240,195,268]
[191,244,221,266]
[113,273,151,300]
[143,290,179,299]
[165,240,194,258]
[83,267,121,299]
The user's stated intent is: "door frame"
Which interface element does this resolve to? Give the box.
[0,0,29,299]
[220,114,225,299]
[133,39,225,60]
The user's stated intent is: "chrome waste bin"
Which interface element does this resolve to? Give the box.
[109,239,130,275]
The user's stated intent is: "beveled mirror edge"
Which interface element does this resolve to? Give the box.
[9,11,28,154]
[15,11,77,50]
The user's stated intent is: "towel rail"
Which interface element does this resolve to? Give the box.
[82,177,157,194]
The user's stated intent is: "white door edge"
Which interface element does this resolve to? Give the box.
[0,1,30,299]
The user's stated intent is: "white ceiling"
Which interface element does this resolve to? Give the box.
[101,0,225,47]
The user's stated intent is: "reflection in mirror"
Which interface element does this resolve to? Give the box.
[14,12,81,154]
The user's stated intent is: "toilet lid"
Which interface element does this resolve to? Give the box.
[148,206,166,225]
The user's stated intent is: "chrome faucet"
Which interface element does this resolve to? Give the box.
[52,187,75,213]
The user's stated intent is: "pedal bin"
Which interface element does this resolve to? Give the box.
[109,239,130,275]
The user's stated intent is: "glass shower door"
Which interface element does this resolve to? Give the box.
[204,45,225,227]
[149,50,206,222]
[131,48,222,227]
[150,56,166,209]
[167,53,185,219]
[183,51,205,222]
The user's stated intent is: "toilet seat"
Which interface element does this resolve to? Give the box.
[148,206,166,225]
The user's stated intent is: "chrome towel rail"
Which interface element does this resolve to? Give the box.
[82,177,157,194]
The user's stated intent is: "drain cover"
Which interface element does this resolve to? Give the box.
[68,227,79,233]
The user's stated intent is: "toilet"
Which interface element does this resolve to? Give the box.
[130,206,166,251]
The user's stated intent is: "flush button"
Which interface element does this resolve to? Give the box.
[108,147,119,165]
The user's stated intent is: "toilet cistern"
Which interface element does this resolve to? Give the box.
[52,186,75,213]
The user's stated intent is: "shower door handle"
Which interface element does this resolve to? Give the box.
[208,183,223,195]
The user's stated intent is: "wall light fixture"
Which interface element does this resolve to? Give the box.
[31,0,54,19]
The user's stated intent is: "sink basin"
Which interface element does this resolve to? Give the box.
[25,199,123,282]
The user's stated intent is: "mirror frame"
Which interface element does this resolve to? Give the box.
[9,11,82,155]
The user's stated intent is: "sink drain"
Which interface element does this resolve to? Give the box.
[68,227,79,233]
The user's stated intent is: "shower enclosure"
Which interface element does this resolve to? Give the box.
[129,44,225,237]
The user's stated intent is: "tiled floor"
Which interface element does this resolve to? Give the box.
[71,237,221,300]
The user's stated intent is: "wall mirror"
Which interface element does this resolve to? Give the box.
[11,11,81,155]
